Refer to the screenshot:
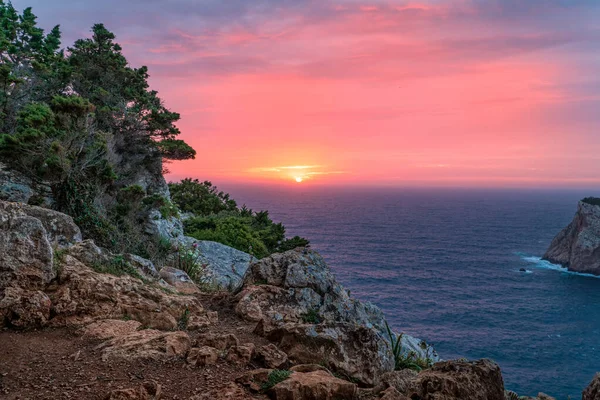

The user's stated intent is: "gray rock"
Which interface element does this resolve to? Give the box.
[144,209,184,240]
[159,266,200,294]
[583,373,600,400]
[124,253,159,280]
[0,201,82,291]
[543,201,600,275]
[235,248,439,385]
[0,163,52,206]
[180,238,252,290]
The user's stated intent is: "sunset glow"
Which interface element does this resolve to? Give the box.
[29,0,600,187]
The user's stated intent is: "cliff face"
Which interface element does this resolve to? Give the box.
[543,201,600,275]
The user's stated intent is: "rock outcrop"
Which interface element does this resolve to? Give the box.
[583,373,600,400]
[234,248,437,385]
[181,238,252,290]
[0,200,211,331]
[543,200,600,275]
[404,359,505,400]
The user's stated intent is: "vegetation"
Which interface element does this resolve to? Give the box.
[385,321,433,372]
[170,179,309,258]
[261,370,292,391]
[582,197,600,207]
[171,242,205,281]
[91,255,144,280]
[0,3,194,255]
[301,308,321,324]
[0,4,308,266]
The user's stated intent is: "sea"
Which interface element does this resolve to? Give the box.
[224,185,600,399]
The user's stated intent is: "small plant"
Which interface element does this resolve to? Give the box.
[171,242,204,282]
[385,321,433,372]
[261,370,292,391]
[91,255,144,280]
[301,308,321,324]
[52,248,68,275]
[177,307,190,331]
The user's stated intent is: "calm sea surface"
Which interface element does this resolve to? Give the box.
[224,185,600,399]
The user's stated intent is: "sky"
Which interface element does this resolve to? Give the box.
[17,0,600,188]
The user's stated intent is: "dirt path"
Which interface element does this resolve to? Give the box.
[0,293,270,400]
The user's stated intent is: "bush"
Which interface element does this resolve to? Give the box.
[385,321,433,372]
[582,197,600,206]
[261,370,292,391]
[171,179,310,258]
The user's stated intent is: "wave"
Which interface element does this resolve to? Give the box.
[520,255,600,279]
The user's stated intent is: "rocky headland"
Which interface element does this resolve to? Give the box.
[543,198,600,275]
[3,198,597,399]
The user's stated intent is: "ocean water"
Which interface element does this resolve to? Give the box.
[225,186,600,399]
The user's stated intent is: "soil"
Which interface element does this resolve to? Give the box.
[0,293,270,400]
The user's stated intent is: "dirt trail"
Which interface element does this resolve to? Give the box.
[0,293,270,400]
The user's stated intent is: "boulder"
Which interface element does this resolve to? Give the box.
[405,359,505,400]
[226,343,256,366]
[236,368,273,392]
[374,369,419,395]
[260,321,394,386]
[255,344,288,369]
[269,370,357,400]
[195,333,239,350]
[82,319,142,340]
[98,329,191,361]
[235,248,436,385]
[543,200,600,275]
[187,311,218,331]
[104,381,161,400]
[47,255,205,331]
[180,239,252,290]
[0,287,51,328]
[0,202,58,291]
[187,346,220,367]
[124,254,159,280]
[159,267,200,294]
[583,373,600,400]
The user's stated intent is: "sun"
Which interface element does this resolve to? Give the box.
[295,177,303,183]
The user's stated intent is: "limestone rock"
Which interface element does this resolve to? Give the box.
[255,344,288,369]
[235,248,437,381]
[236,368,273,392]
[543,200,600,275]
[0,287,51,328]
[48,255,204,330]
[260,321,394,386]
[195,332,239,350]
[226,343,256,366]
[269,370,357,400]
[583,373,600,400]
[159,267,200,294]
[82,319,142,340]
[406,359,505,400]
[374,369,419,395]
[289,364,331,374]
[98,329,191,361]
[68,240,110,267]
[187,311,218,331]
[124,254,159,280]
[181,238,252,290]
[187,346,220,367]
[104,381,161,400]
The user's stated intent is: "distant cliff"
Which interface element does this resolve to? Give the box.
[543,198,600,275]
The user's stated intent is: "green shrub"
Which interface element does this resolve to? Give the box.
[385,321,433,372]
[301,308,321,324]
[171,242,205,282]
[261,370,292,391]
[582,197,600,206]
[91,255,143,280]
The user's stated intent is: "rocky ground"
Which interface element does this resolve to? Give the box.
[1,200,598,400]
